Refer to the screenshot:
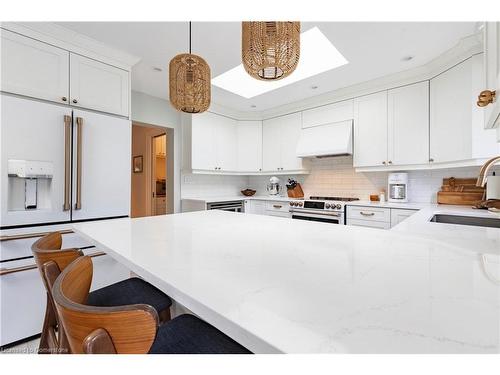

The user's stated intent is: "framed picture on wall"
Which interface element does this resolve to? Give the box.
[133,155,143,173]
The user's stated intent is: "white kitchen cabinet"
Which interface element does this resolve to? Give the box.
[71,109,131,221]
[302,99,354,128]
[430,55,499,163]
[191,112,238,172]
[347,206,391,223]
[191,112,217,171]
[388,82,430,166]
[353,91,388,168]
[237,121,263,172]
[0,29,69,104]
[483,22,500,130]
[244,200,266,215]
[390,208,417,227]
[70,54,129,117]
[262,113,305,172]
[430,58,473,163]
[215,115,238,172]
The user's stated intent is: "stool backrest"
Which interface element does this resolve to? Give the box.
[52,256,159,354]
[31,232,82,354]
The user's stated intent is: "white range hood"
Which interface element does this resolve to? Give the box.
[296,120,353,158]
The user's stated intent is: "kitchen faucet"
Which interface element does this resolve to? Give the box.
[476,155,500,187]
[475,156,500,209]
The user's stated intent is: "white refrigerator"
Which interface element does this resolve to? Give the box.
[0,94,132,347]
[1,94,131,227]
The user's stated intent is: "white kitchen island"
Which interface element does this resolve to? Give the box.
[73,210,500,354]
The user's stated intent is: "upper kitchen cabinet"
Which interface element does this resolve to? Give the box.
[387,81,430,166]
[0,29,69,104]
[191,112,238,172]
[353,91,388,168]
[301,99,354,128]
[482,22,500,130]
[70,54,129,117]
[237,121,263,172]
[263,112,307,173]
[430,54,498,164]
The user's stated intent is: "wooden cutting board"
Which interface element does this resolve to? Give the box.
[437,177,485,205]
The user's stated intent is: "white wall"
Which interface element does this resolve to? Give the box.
[131,91,183,213]
[181,173,249,198]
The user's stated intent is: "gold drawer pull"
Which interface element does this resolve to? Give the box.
[360,211,375,216]
[273,205,282,209]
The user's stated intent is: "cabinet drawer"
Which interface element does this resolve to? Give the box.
[347,206,391,222]
[265,201,289,213]
[347,218,391,229]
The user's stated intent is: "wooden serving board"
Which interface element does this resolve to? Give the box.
[437,177,485,205]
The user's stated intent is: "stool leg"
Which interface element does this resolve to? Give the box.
[158,307,171,323]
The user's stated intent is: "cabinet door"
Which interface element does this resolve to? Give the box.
[191,112,217,171]
[71,109,131,220]
[430,58,473,163]
[70,54,129,117]
[353,91,388,167]
[483,22,500,130]
[388,82,429,166]
[280,112,305,171]
[0,95,72,226]
[215,115,237,172]
[390,208,417,227]
[1,29,69,104]
[262,117,283,172]
[237,121,262,172]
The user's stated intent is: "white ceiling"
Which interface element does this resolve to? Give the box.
[57,22,477,112]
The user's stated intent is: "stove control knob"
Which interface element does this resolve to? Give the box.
[298,202,303,207]
[336,204,342,209]
[289,202,293,206]
[325,203,331,209]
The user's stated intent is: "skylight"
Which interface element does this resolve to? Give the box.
[211,27,349,99]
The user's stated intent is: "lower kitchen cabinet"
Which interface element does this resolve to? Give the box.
[346,205,418,229]
[244,199,291,218]
[390,208,418,227]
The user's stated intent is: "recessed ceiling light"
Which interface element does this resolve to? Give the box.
[212,27,348,99]
[311,85,318,90]
[153,67,163,72]
[401,55,414,62]
[250,104,257,108]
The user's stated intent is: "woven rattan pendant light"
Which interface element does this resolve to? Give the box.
[169,22,211,113]
[242,21,300,81]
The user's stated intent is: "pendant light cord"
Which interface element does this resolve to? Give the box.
[189,21,192,54]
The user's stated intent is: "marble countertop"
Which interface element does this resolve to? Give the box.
[73,209,500,354]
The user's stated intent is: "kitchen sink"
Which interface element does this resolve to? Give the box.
[430,214,500,228]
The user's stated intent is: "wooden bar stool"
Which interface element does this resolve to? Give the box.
[31,232,173,354]
[51,256,251,354]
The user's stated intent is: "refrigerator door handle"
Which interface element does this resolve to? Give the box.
[63,115,72,211]
[75,116,83,210]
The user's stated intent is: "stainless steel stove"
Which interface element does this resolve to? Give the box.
[289,196,359,224]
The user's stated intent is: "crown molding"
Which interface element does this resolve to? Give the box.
[0,22,141,70]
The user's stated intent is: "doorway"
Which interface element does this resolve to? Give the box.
[131,122,173,218]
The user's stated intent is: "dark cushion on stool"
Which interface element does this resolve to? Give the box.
[87,277,172,314]
[149,314,252,354]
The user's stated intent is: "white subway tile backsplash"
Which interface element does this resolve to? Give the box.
[181,156,498,203]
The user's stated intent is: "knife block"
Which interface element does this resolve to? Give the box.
[287,183,304,199]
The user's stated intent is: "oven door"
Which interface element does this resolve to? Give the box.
[291,211,343,224]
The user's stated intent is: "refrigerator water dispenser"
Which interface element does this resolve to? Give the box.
[7,160,53,211]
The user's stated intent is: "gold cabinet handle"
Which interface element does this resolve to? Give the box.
[477,90,496,107]
[63,115,72,211]
[360,211,375,216]
[273,205,282,209]
[75,117,83,210]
